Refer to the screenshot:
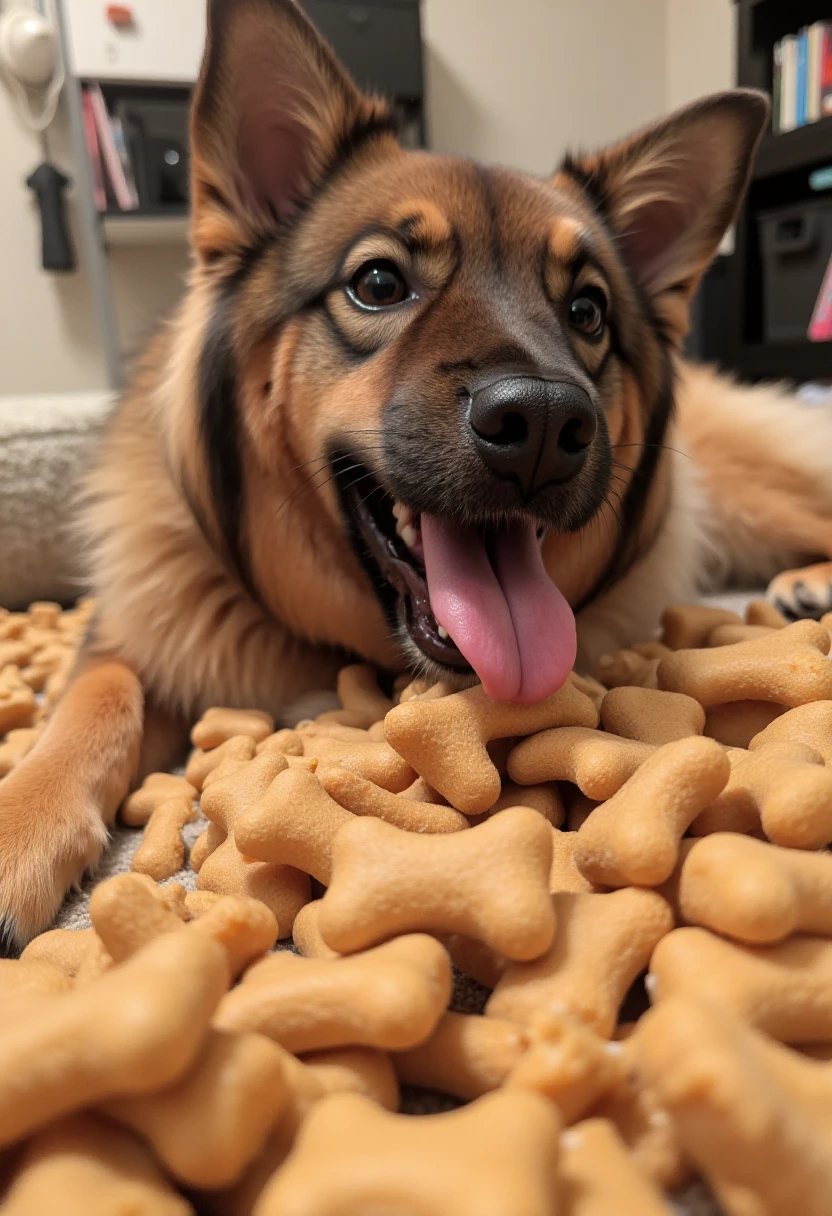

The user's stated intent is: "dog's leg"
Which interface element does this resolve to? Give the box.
[766,562,832,621]
[0,655,146,948]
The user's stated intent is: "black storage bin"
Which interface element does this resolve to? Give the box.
[116,97,191,212]
[758,199,832,343]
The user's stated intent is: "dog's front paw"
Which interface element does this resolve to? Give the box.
[767,562,832,622]
[0,762,108,951]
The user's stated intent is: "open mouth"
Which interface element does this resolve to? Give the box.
[333,453,579,703]
[333,455,472,673]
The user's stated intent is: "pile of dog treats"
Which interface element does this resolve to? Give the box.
[2,598,832,1214]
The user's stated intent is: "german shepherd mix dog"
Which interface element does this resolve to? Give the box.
[3,0,832,946]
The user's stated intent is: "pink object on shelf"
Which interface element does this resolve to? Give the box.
[809,251,832,342]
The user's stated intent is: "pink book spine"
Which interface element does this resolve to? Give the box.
[82,90,107,211]
[809,251,832,342]
[88,85,136,211]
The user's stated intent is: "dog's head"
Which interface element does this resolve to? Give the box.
[183,0,767,701]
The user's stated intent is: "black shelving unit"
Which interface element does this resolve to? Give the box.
[723,0,832,382]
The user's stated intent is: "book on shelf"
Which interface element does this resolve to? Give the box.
[85,84,139,212]
[773,22,832,135]
[81,90,106,212]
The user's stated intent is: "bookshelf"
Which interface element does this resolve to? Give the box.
[56,0,425,391]
[724,0,832,382]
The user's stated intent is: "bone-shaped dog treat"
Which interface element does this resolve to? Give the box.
[201,750,290,832]
[101,1029,290,1190]
[600,687,705,745]
[658,619,832,707]
[560,1118,674,1216]
[550,829,599,894]
[1,1113,193,1216]
[0,958,71,998]
[667,833,832,944]
[322,663,393,728]
[256,728,304,756]
[637,997,832,1216]
[0,725,41,778]
[690,741,832,848]
[571,671,608,710]
[649,926,832,1043]
[485,779,565,826]
[505,1009,624,1123]
[707,623,776,646]
[186,735,256,791]
[443,933,507,990]
[20,927,97,981]
[595,649,658,689]
[703,699,785,748]
[487,888,673,1036]
[508,728,655,800]
[131,796,196,881]
[566,792,599,832]
[300,734,415,792]
[318,808,555,960]
[189,823,226,873]
[660,602,743,649]
[392,1012,528,1100]
[191,707,274,750]
[574,736,730,887]
[300,1046,400,1111]
[121,772,197,828]
[384,681,597,813]
[197,838,311,933]
[746,598,788,628]
[255,1090,562,1216]
[0,677,37,733]
[0,932,229,1148]
[214,933,451,1054]
[234,766,354,884]
[319,765,469,833]
[750,699,832,765]
[293,899,341,959]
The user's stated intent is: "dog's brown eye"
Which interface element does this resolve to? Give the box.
[569,290,607,338]
[350,260,408,309]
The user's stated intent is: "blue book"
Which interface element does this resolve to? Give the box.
[796,28,809,127]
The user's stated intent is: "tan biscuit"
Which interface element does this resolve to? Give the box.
[442,934,507,990]
[707,623,776,646]
[600,687,705,745]
[703,700,785,748]
[508,727,655,799]
[183,889,222,917]
[0,726,41,778]
[121,773,197,828]
[565,792,598,832]
[0,932,229,1148]
[255,1090,562,1216]
[487,888,673,1036]
[191,707,274,750]
[750,699,832,764]
[89,873,184,962]
[660,602,744,649]
[201,751,290,832]
[550,829,600,894]
[637,997,832,1216]
[667,833,832,944]
[214,934,451,1054]
[301,735,415,792]
[1,1113,193,1216]
[297,721,369,742]
[102,1029,290,1190]
[574,736,730,887]
[397,676,454,703]
[485,779,565,826]
[256,728,304,756]
[293,899,341,960]
[0,958,72,997]
[400,776,451,804]
[658,619,832,708]
[27,600,61,629]
[234,766,353,884]
[131,796,196,881]
[384,681,597,814]
[690,741,832,848]
[320,765,469,833]
[649,926,832,1043]
[595,649,657,689]
[300,1046,399,1111]
[318,808,555,961]
[196,843,311,936]
[333,663,394,728]
[632,641,674,661]
[393,1012,528,1100]
[20,927,97,980]
[0,678,37,733]
[570,671,608,710]
[559,1118,674,1215]
[186,736,257,791]
[189,823,226,873]
[186,895,278,978]
[505,1009,624,1123]
[746,598,789,628]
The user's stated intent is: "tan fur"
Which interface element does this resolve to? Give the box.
[0,3,825,946]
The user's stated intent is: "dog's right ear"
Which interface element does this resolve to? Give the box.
[190,0,393,262]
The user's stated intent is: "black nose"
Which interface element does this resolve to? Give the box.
[468,376,596,496]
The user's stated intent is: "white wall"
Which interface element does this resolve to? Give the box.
[1,0,736,397]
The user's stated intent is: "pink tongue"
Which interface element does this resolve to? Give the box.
[421,515,577,703]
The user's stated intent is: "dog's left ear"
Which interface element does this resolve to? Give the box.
[190,0,393,262]
[561,90,768,342]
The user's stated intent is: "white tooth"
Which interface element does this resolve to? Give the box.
[400,524,418,548]
[437,625,449,640]
[392,501,404,521]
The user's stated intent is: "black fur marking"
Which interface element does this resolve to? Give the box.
[197,243,270,599]
[476,165,502,273]
[559,154,610,217]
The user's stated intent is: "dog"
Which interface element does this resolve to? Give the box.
[3,0,832,948]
